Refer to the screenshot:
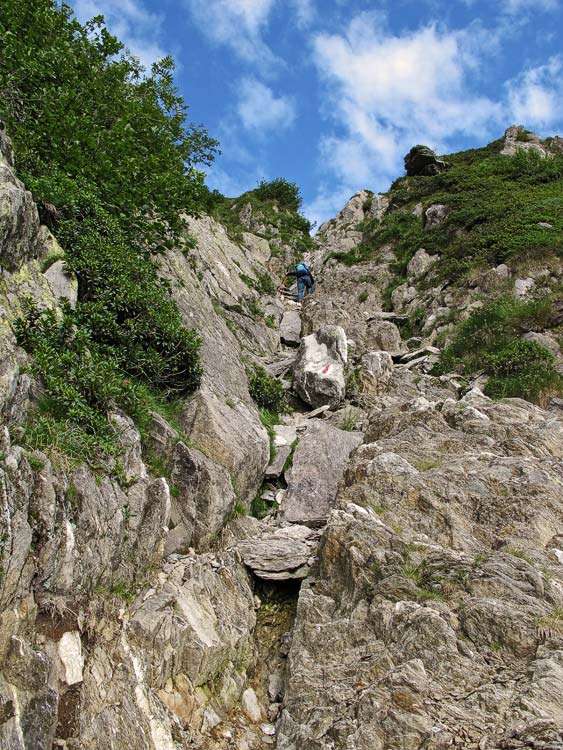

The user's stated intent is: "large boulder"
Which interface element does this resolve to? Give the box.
[367,320,403,353]
[237,525,319,580]
[180,386,269,503]
[424,203,449,230]
[282,420,363,527]
[358,351,394,395]
[407,248,438,279]
[404,145,449,176]
[293,326,348,408]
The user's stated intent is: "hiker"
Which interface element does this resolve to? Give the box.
[286,261,315,301]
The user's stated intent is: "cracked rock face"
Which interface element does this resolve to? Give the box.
[1,121,562,750]
[277,385,563,749]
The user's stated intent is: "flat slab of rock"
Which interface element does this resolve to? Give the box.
[397,346,440,363]
[266,355,296,378]
[367,311,408,322]
[282,420,363,527]
[280,309,302,347]
[265,444,293,479]
[274,424,297,447]
[238,525,319,580]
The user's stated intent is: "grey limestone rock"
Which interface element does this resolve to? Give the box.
[282,420,363,527]
[238,525,319,580]
[280,309,302,347]
[293,326,348,408]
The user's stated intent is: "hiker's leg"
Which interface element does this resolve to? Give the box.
[297,277,305,301]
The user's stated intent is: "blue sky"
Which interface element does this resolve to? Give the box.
[71,0,563,226]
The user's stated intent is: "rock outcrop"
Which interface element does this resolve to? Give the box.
[404,145,450,176]
[500,124,549,158]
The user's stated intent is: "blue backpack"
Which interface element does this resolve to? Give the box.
[296,262,310,277]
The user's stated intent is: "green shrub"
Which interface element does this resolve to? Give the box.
[254,270,276,295]
[1,0,211,457]
[0,2,217,237]
[484,340,559,402]
[247,298,264,318]
[439,295,553,367]
[358,290,368,303]
[240,270,276,296]
[433,295,562,403]
[253,178,303,213]
[15,305,150,459]
[248,366,287,414]
[205,180,313,253]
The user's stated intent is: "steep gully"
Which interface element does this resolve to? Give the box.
[1,124,562,749]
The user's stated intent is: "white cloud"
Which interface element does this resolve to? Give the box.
[237,77,296,131]
[72,0,166,68]
[184,0,277,63]
[291,0,315,28]
[502,0,559,13]
[507,56,563,126]
[185,0,315,63]
[310,14,502,203]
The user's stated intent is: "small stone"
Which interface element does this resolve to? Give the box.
[494,264,510,279]
[537,221,553,229]
[261,723,276,736]
[241,687,262,723]
[514,277,534,298]
[58,632,84,686]
[268,672,284,702]
[268,703,282,721]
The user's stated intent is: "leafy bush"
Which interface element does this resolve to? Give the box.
[1,0,212,456]
[433,295,561,403]
[484,340,559,402]
[254,270,276,295]
[0,2,217,238]
[439,295,553,367]
[248,366,287,414]
[253,178,303,213]
[205,181,313,254]
[15,305,149,459]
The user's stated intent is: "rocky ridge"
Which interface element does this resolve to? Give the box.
[1,124,562,750]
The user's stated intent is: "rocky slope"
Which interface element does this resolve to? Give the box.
[1,124,562,750]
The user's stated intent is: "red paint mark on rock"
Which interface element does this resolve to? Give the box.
[322,364,330,374]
